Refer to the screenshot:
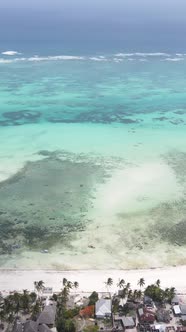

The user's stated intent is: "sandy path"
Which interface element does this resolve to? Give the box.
[0,266,185,294]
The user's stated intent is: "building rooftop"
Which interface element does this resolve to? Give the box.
[95,299,111,317]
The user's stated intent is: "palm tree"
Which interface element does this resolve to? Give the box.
[119,287,128,306]
[156,279,161,288]
[66,281,73,289]
[105,278,113,298]
[62,278,68,287]
[128,289,133,299]
[21,289,30,313]
[73,281,79,295]
[126,282,131,290]
[31,300,41,320]
[164,287,176,303]
[34,280,45,299]
[61,286,70,306]
[74,281,79,289]
[133,290,138,301]
[0,309,5,328]
[12,292,22,318]
[138,278,145,288]
[29,292,37,304]
[169,287,176,300]
[137,290,143,301]
[117,279,125,289]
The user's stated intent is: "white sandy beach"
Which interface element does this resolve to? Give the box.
[0,266,186,294]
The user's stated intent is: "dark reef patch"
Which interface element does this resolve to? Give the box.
[169,119,184,125]
[46,109,141,124]
[154,218,186,247]
[0,154,106,255]
[0,110,41,126]
[174,110,185,115]
[153,116,168,121]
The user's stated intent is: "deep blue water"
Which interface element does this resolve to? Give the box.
[1,7,186,54]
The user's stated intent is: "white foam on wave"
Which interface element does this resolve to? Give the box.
[115,53,134,57]
[1,50,21,56]
[164,57,184,62]
[0,52,186,65]
[0,55,85,64]
[113,58,123,63]
[114,52,171,57]
[89,57,108,62]
[28,55,85,61]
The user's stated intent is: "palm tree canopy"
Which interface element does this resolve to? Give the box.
[63,278,68,287]
[38,280,44,288]
[126,283,131,290]
[74,281,79,289]
[66,281,73,289]
[106,278,113,286]
[117,279,125,288]
[138,278,145,287]
[156,279,161,287]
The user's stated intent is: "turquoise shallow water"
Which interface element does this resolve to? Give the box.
[0,52,186,269]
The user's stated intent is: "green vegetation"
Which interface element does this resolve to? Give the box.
[144,284,176,303]
[88,291,99,305]
[56,318,76,332]
[0,290,39,325]
[0,276,178,332]
[56,278,79,332]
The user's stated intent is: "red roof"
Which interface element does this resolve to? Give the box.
[79,305,95,318]
[138,308,155,323]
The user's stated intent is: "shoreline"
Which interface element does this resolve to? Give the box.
[1,265,186,293]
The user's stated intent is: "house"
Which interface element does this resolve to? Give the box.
[138,308,155,324]
[154,324,166,332]
[13,320,53,332]
[173,305,181,316]
[24,321,38,332]
[79,305,95,318]
[37,303,56,328]
[123,317,135,329]
[156,309,170,323]
[95,299,112,318]
[143,296,153,307]
[38,324,51,332]
[115,316,135,329]
[171,296,180,306]
[180,305,186,316]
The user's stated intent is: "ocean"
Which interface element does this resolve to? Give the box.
[0,49,186,269]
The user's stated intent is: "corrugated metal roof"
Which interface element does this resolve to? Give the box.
[95,299,111,316]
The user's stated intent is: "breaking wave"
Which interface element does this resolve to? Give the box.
[1,50,22,56]
[164,57,184,62]
[0,52,186,64]
[114,52,171,57]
